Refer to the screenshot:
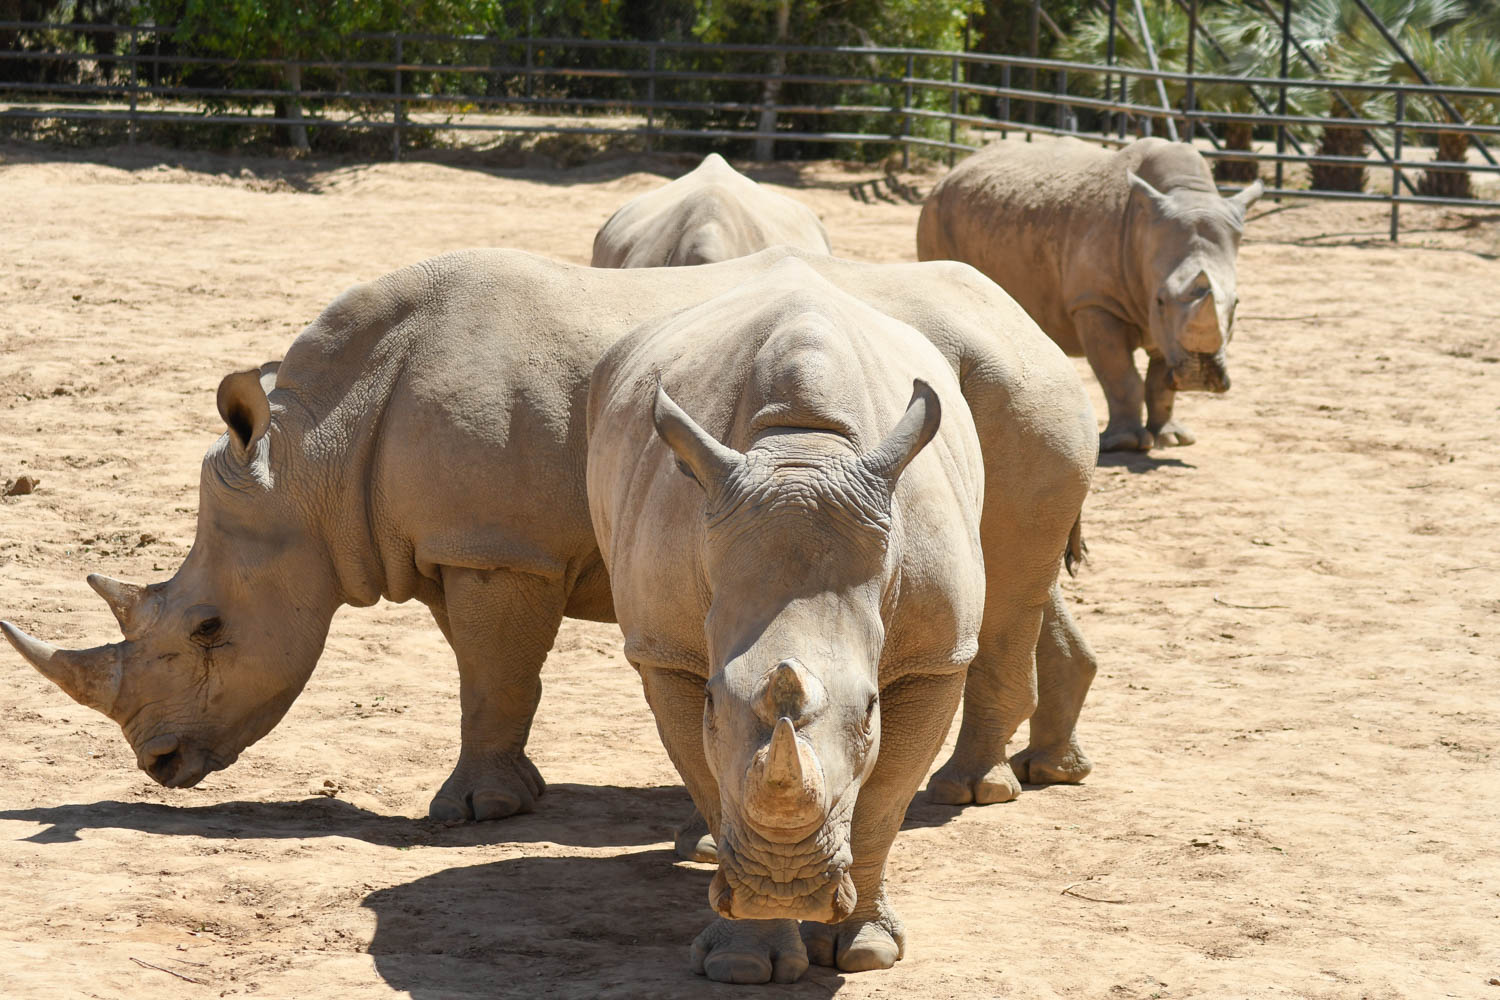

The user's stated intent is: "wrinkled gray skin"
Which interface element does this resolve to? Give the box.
[3,248,1093,844]
[588,258,1094,983]
[917,137,1263,451]
[591,153,831,267]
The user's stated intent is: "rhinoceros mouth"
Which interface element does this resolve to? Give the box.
[1168,352,1231,393]
[709,823,856,922]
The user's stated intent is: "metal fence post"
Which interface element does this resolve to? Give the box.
[903,53,913,170]
[949,53,959,165]
[1391,90,1404,242]
[1106,0,1118,137]
[127,27,137,144]
[1185,0,1197,143]
[525,39,534,101]
[1001,63,1010,140]
[645,44,656,154]
[1057,69,1069,131]
[392,35,402,161]
[1276,0,1290,196]
[1119,71,1128,139]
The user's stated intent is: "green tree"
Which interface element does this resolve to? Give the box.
[1395,17,1500,198]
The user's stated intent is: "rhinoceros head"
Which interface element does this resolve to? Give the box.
[1127,171,1263,393]
[652,379,940,924]
[2,365,341,788]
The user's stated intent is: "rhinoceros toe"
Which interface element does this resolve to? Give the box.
[428,751,545,822]
[1148,420,1196,447]
[1010,742,1093,785]
[925,757,1022,806]
[692,917,808,984]
[672,806,718,863]
[801,911,905,972]
[1100,424,1155,452]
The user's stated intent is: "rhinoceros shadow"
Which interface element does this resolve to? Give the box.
[0,782,694,850]
[363,850,849,999]
[1096,451,1195,473]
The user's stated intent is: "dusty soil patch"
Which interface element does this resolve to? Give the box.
[1,142,1497,999]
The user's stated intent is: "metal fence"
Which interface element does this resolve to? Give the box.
[3,20,1497,239]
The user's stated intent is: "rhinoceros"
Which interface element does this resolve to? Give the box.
[917,136,1263,451]
[591,152,831,267]
[586,257,1091,982]
[2,247,1093,836]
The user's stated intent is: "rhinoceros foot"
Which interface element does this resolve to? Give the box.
[691,916,808,984]
[801,906,905,973]
[427,750,544,822]
[1099,423,1154,452]
[672,805,718,863]
[1010,741,1093,785]
[1147,419,1196,448]
[924,756,1022,806]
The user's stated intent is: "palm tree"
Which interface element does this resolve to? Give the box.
[1285,0,1466,191]
[1057,0,1192,139]
[1395,19,1500,198]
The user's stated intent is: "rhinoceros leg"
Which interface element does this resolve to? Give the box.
[640,665,811,984]
[1145,354,1196,447]
[925,598,1044,806]
[426,566,563,822]
[673,806,717,863]
[802,669,965,972]
[1075,307,1153,452]
[1009,579,1097,785]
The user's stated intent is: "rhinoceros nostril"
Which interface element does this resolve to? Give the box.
[147,749,181,784]
[139,734,181,784]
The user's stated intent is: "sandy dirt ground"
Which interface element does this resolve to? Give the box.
[1,140,1497,1000]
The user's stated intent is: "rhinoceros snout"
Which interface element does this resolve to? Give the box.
[138,733,207,788]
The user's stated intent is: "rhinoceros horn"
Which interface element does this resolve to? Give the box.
[763,717,805,789]
[1,621,123,717]
[87,574,151,639]
[859,379,941,488]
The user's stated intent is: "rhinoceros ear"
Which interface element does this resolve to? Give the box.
[860,379,941,489]
[652,382,744,493]
[1226,179,1264,219]
[1126,170,1172,217]
[217,368,272,458]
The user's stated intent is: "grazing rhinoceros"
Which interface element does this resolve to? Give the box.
[587,257,1093,982]
[917,136,1263,451]
[591,152,831,267]
[2,247,1093,838]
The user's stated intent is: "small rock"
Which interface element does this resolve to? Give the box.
[4,476,39,496]
[137,532,157,547]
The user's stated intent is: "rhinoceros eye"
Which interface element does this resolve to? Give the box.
[190,615,223,646]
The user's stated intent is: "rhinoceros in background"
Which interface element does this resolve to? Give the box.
[587,260,1003,981]
[917,136,1263,451]
[590,152,831,267]
[2,247,1093,839]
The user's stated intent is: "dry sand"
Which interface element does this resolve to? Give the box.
[0,141,1497,999]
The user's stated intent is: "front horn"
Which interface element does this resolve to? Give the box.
[1,621,124,717]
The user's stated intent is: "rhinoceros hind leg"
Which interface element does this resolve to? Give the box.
[428,750,545,822]
[692,918,808,984]
[673,806,718,863]
[1100,424,1155,452]
[426,566,566,823]
[1009,580,1097,785]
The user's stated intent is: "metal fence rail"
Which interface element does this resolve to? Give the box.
[3,20,1497,239]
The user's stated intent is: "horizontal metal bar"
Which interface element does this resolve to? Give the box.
[4,22,1499,101]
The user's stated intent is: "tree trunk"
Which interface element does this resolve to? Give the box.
[1310,120,1368,192]
[1418,130,1473,200]
[277,61,311,153]
[753,0,791,162]
[1214,122,1260,183]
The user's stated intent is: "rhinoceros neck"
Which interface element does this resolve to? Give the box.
[269,380,398,609]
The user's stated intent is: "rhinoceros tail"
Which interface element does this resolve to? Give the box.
[1064,516,1088,577]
